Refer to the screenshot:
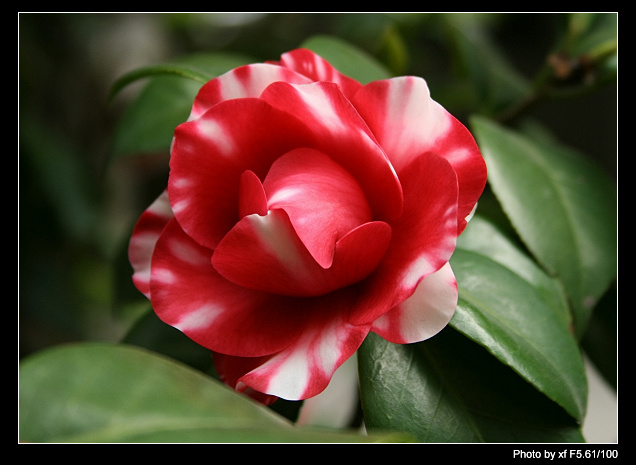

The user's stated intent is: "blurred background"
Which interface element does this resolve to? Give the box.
[18,13,617,441]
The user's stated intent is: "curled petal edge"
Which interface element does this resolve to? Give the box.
[128,190,173,298]
[371,262,458,344]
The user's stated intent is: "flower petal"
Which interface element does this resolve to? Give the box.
[350,152,459,326]
[371,262,458,344]
[212,353,279,406]
[211,208,391,297]
[276,48,363,99]
[149,218,308,357]
[296,353,360,427]
[128,190,173,298]
[188,63,312,120]
[237,291,371,400]
[263,147,372,268]
[260,81,403,222]
[352,76,487,232]
[239,170,268,218]
[169,98,313,250]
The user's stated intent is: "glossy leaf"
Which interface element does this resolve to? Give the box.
[19,343,412,443]
[471,116,616,337]
[457,215,570,328]
[358,329,584,443]
[449,248,587,421]
[358,216,588,440]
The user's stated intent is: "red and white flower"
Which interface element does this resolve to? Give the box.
[128,49,487,404]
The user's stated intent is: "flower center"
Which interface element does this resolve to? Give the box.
[211,148,391,296]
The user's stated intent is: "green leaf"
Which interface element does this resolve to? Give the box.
[457,215,570,328]
[449,248,587,421]
[471,116,616,337]
[109,72,196,156]
[358,329,584,443]
[109,52,254,157]
[300,35,392,83]
[358,216,588,440]
[19,343,411,443]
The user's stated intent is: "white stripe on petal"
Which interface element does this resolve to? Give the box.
[296,354,359,428]
[170,199,189,215]
[265,186,303,206]
[465,202,478,223]
[373,262,458,344]
[168,237,211,267]
[299,84,344,133]
[195,118,234,157]
[250,212,304,270]
[265,350,311,400]
[398,263,458,342]
[145,190,173,218]
[152,267,176,284]
[175,304,222,332]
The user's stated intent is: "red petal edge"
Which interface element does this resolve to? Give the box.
[128,190,173,298]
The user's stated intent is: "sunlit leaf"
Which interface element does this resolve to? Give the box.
[19,343,412,443]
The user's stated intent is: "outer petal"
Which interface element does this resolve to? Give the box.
[276,48,363,99]
[211,353,279,406]
[371,262,458,344]
[169,98,314,250]
[260,81,403,222]
[188,63,312,120]
[149,217,309,357]
[351,76,487,232]
[349,152,459,326]
[296,354,360,427]
[237,290,371,401]
[128,190,173,298]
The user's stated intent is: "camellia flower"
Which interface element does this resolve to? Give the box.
[128,49,487,405]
